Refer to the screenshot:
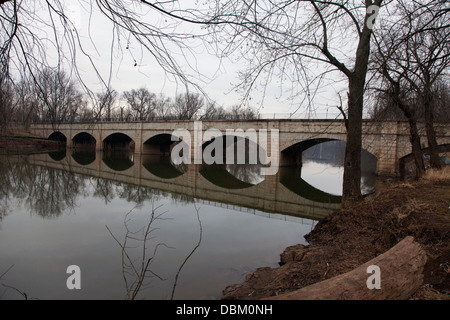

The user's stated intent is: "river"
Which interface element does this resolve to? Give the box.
[0,141,376,300]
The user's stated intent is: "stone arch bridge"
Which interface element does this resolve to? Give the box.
[29,120,450,176]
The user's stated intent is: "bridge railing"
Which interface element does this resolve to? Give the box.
[29,111,348,124]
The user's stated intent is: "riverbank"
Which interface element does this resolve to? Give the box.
[222,166,450,300]
[0,133,64,154]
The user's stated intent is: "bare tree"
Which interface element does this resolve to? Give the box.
[95,88,118,122]
[122,87,157,121]
[0,79,15,132]
[154,93,173,120]
[0,0,212,113]
[172,0,384,202]
[371,0,449,174]
[172,92,204,120]
[34,68,84,125]
[229,104,258,120]
[13,79,40,129]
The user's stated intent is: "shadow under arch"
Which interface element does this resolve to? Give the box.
[143,133,179,155]
[103,133,135,152]
[279,167,342,204]
[72,132,96,149]
[142,155,187,179]
[283,138,378,173]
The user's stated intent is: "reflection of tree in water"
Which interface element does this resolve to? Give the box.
[0,157,14,224]
[106,204,171,300]
[0,156,87,219]
[92,178,116,204]
[91,176,195,208]
[116,183,156,207]
[0,155,196,223]
[26,168,86,218]
[106,203,203,300]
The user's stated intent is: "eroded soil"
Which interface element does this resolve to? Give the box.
[222,173,450,300]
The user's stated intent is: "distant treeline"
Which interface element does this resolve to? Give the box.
[0,68,259,130]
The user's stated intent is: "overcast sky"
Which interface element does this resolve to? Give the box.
[22,1,347,119]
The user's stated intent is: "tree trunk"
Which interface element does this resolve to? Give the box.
[265,236,426,300]
[343,76,364,203]
[423,97,442,170]
[397,103,425,179]
[408,118,425,179]
[341,3,381,204]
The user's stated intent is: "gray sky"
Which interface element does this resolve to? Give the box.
[21,1,347,119]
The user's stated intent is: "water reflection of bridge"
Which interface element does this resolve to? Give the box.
[29,151,342,221]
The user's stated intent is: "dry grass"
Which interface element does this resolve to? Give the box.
[411,284,450,300]
[423,165,450,182]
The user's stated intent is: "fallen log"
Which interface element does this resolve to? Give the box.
[264,236,427,300]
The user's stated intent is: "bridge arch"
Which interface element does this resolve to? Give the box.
[281,138,338,167]
[143,133,180,155]
[199,133,267,187]
[48,131,67,143]
[103,132,135,152]
[72,132,96,150]
[399,143,450,178]
[201,133,267,165]
[281,137,378,169]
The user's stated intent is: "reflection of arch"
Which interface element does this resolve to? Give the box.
[199,164,254,189]
[279,167,342,204]
[48,131,67,143]
[48,150,66,161]
[201,134,267,165]
[142,155,186,179]
[102,151,134,171]
[71,150,96,166]
[103,133,134,151]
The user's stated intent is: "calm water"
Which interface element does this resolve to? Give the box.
[0,143,376,300]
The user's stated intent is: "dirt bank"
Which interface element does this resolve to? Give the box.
[222,167,450,300]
